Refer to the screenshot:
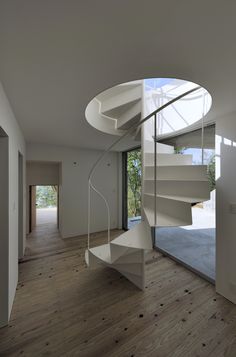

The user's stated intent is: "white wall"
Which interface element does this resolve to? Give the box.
[27,161,60,185]
[26,143,122,238]
[0,82,26,327]
[0,134,9,327]
[216,112,236,304]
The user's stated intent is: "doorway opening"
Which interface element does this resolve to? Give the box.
[36,185,58,226]
[29,185,58,232]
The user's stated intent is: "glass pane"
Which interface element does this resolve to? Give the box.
[127,149,142,229]
[143,78,212,136]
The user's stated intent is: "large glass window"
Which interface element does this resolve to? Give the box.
[123,148,142,229]
[155,126,216,283]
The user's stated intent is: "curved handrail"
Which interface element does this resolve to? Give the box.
[87,85,201,249]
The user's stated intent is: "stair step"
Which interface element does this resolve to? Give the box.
[144,141,174,154]
[89,244,111,264]
[143,195,192,227]
[111,221,152,250]
[145,153,192,166]
[86,244,145,290]
[116,101,141,129]
[110,245,131,263]
[144,165,208,181]
[101,85,142,114]
[144,180,210,200]
[144,206,192,227]
[113,249,144,264]
[134,127,141,141]
[144,193,207,204]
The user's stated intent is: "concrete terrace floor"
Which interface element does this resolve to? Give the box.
[155,207,215,282]
[36,207,57,225]
[129,207,215,282]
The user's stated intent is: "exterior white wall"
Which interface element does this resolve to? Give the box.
[0,82,26,326]
[216,112,236,304]
[26,143,122,238]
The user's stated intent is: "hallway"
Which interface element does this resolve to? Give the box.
[24,222,62,260]
[37,207,57,226]
[0,226,236,356]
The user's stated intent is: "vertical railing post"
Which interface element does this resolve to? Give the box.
[107,203,110,243]
[201,92,205,164]
[154,113,157,227]
[88,181,91,250]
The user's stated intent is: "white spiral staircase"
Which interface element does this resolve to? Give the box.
[85,81,211,290]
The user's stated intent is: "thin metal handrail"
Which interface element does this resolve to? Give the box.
[87,85,201,249]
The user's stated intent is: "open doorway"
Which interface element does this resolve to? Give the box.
[27,161,60,234]
[29,185,58,232]
[36,185,58,226]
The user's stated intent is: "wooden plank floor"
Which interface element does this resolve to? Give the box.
[0,223,236,356]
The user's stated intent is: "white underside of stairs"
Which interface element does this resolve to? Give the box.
[145,152,193,166]
[143,194,192,227]
[85,221,152,290]
[143,142,210,229]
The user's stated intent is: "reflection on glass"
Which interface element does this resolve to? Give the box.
[143,78,212,136]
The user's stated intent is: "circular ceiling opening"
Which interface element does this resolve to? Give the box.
[85,78,212,137]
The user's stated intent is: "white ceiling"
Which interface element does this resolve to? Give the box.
[0,0,236,150]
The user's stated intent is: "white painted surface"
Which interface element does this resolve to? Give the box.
[1,1,236,150]
[0,83,26,326]
[144,153,192,166]
[143,195,192,227]
[144,180,210,199]
[183,206,215,230]
[203,189,216,211]
[27,162,60,185]
[27,143,121,238]
[86,221,150,290]
[0,135,9,327]
[18,152,24,259]
[101,84,141,114]
[111,221,152,250]
[216,113,236,304]
[144,165,208,181]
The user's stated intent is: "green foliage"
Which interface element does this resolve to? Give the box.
[207,155,215,191]
[36,186,57,208]
[174,146,185,154]
[127,150,142,218]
